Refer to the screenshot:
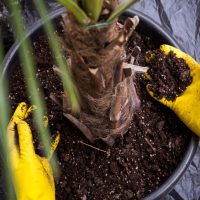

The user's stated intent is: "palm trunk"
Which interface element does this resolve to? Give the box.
[59,11,140,145]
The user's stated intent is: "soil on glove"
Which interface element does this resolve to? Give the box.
[146,49,192,100]
[8,26,191,200]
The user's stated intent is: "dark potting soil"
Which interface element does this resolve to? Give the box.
[8,29,191,200]
[146,49,192,100]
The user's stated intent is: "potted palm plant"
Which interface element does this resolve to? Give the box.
[1,0,198,199]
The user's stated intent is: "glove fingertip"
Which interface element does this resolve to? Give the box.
[43,116,49,128]
[146,84,154,97]
[14,102,28,121]
[48,133,60,160]
[160,44,174,55]
[24,105,37,118]
[144,72,152,81]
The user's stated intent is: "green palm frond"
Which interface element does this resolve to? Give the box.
[58,0,90,25]
[82,0,104,22]
[34,0,80,113]
[107,0,139,22]
[0,37,15,199]
[59,0,139,24]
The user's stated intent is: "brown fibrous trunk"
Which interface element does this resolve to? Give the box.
[57,11,140,146]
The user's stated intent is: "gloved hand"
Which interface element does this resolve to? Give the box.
[7,102,60,200]
[147,44,200,137]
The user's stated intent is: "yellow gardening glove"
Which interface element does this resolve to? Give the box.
[7,102,60,200]
[147,44,200,137]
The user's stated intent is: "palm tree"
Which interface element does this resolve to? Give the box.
[57,0,140,145]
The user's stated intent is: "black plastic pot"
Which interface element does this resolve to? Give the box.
[2,7,199,200]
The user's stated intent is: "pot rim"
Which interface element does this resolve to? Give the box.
[2,7,199,200]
